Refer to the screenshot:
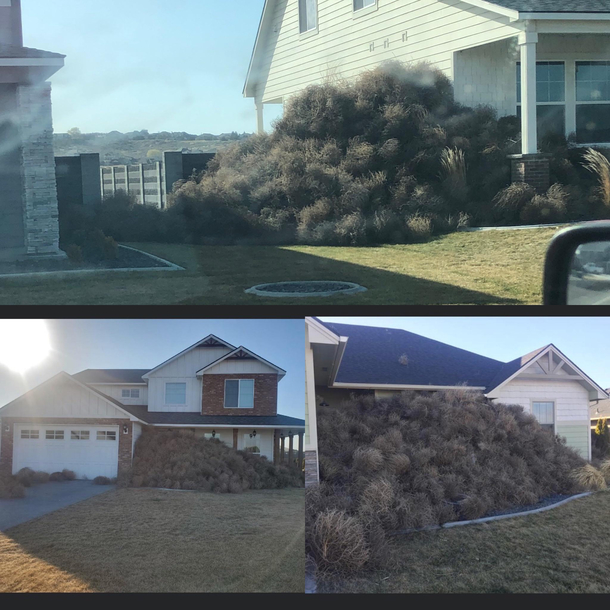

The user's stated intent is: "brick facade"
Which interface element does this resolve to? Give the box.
[16,83,64,258]
[509,154,551,193]
[201,374,278,416]
[0,417,133,477]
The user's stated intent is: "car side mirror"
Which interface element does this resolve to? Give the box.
[544,222,610,305]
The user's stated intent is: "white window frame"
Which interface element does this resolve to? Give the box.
[531,400,556,434]
[96,430,117,441]
[45,430,64,440]
[224,379,255,409]
[575,59,610,145]
[353,0,378,17]
[165,382,187,405]
[122,388,141,399]
[298,0,318,37]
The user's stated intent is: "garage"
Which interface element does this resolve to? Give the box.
[12,424,120,479]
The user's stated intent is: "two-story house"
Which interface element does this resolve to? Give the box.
[305,317,607,485]
[0,335,305,480]
[244,1,610,189]
[0,0,64,261]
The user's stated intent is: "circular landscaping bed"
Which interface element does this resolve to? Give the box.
[245,281,367,298]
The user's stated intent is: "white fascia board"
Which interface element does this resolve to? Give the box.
[486,345,608,400]
[243,0,273,97]
[88,382,147,386]
[142,334,235,379]
[519,13,610,20]
[331,382,486,391]
[328,338,348,387]
[148,423,305,429]
[306,317,343,345]
[457,0,520,21]
[0,58,64,67]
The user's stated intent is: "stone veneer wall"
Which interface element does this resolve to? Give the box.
[16,83,63,257]
[304,450,319,488]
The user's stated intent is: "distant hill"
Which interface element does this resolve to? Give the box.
[53,130,252,165]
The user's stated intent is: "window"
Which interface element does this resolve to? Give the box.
[244,434,261,455]
[576,62,610,143]
[97,430,117,441]
[21,430,39,440]
[165,382,187,405]
[122,388,140,398]
[71,430,90,440]
[354,0,376,10]
[299,0,317,34]
[517,62,566,139]
[224,379,255,409]
[532,401,555,432]
[45,430,64,440]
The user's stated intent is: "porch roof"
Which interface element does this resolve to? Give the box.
[0,43,65,59]
[489,0,610,11]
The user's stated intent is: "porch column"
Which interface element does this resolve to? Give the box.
[288,434,294,465]
[280,435,285,463]
[255,101,264,135]
[519,31,538,155]
[297,432,304,470]
[273,430,280,465]
[233,429,238,450]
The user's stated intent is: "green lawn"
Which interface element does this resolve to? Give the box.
[317,492,610,594]
[0,228,558,305]
[0,488,304,593]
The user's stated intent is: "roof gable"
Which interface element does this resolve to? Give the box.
[72,369,150,384]
[196,346,286,378]
[142,335,236,379]
[0,372,146,422]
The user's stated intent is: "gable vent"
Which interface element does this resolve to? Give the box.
[197,337,228,348]
[227,349,256,360]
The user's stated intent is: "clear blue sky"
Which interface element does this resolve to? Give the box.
[22,0,283,134]
[0,319,305,419]
[321,317,610,390]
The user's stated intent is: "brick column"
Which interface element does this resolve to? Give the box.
[509,153,551,193]
[118,421,133,478]
[16,83,65,258]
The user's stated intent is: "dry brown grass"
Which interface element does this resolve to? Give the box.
[572,464,607,491]
[318,492,610,593]
[600,460,610,483]
[583,148,610,207]
[0,488,304,593]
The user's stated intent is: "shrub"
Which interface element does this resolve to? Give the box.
[583,148,610,208]
[15,467,35,487]
[93,476,112,486]
[32,471,50,484]
[130,429,303,493]
[62,469,77,481]
[492,182,535,225]
[599,460,610,484]
[572,464,607,491]
[308,390,588,574]
[0,477,26,499]
[49,472,67,482]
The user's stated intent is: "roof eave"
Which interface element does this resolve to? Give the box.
[243,0,273,98]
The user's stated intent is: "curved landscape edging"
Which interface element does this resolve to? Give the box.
[390,491,593,536]
[245,281,368,298]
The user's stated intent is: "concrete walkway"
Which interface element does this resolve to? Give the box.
[0,481,114,531]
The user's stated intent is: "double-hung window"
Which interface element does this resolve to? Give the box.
[165,382,187,405]
[532,401,555,432]
[224,379,255,409]
[122,388,140,399]
[299,0,317,34]
[517,61,566,139]
[576,61,610,143]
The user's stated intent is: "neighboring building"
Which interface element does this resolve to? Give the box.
[0,335,305,479]
[305,317,607,485]
[590,390,610,428]
[245,0,610,189]
[0,0,65,260]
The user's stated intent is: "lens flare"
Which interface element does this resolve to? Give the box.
[0,320,51,374]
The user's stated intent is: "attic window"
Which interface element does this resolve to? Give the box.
[299,0,317,34]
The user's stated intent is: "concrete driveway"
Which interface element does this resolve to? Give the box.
[0,481,115,531]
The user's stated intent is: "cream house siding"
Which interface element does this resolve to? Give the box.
[255,0,520,105]
[492,377,591,459]
[203,359,278,375]
[236,429,275,461]
[1,380,131,420]
[88,384,148,406]
[147,346,230,412]
[556,423,590,459]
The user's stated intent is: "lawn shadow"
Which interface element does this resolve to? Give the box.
[182,245,522,305]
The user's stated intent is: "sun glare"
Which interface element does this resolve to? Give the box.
[0,320,51,374]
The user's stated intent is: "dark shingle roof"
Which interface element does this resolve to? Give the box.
[0,44,65,59]
[322,322,507,390]
[117,404,305,427]
[489,0,610,12]
[73,369,150,384]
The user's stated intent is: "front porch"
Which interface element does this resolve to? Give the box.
[454,23,610,189]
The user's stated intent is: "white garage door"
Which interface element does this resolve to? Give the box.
[13,425,120,479]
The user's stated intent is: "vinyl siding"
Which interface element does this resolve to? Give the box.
[556,422,590,459]
[255,0,521,104]
[203,359,279,375]
[89,384,149,406]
